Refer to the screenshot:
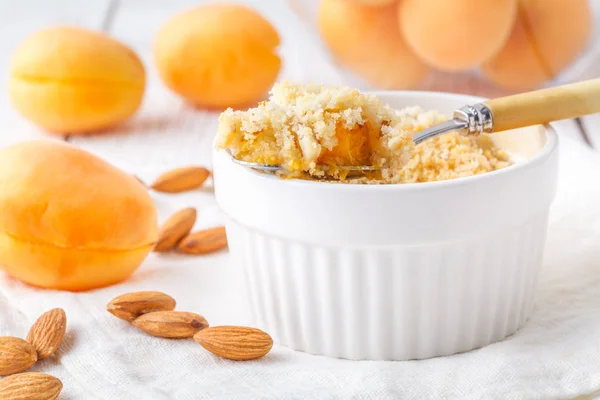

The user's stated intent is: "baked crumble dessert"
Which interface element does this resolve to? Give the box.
[216,82,415,178]
[216,82,510,183]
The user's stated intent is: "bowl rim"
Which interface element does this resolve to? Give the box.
[215,90,559,192]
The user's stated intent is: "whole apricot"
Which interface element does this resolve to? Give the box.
[318,0,428,89]
[0,140,158,291]
[9,26,145,135]
[398,0,518,71]
[483,0,592,90]
[154,4,280,109]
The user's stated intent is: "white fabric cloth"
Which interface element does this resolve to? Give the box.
[1,135,600,400]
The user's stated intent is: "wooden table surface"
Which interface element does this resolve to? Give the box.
[0,0,598,181]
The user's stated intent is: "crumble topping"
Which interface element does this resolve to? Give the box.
[216,82,511,183]
[216,82,415,176]
[385,107,510,183]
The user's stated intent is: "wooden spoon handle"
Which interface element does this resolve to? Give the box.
[483,78,600,132]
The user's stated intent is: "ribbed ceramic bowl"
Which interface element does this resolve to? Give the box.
[213,91,559,361]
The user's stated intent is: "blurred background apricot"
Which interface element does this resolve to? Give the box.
[398,0,518,72]
[154,4,281,109]
[318,0,429,89]
[9,26,145,135]
[483,0,592,90]
[0,140,157,291]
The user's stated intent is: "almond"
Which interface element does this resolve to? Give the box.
[26,308,67,360]
[0,372,62,400]
[132,311,208,338]
[150,166,211,193]
[107,291,176,322]
[154,208,197,252]
[194,326,273,361]
[178,226,227,255]
[0,337,37,376]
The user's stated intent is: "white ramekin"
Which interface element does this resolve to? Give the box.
[213,91,559,361]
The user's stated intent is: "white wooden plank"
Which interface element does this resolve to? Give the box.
[69,0,348,176]
[551,119,588,147]
[288,0,319,28]
[0,0,112,147]
[580,114,600,149]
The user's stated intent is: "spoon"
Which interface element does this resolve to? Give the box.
[229,78,600,173]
